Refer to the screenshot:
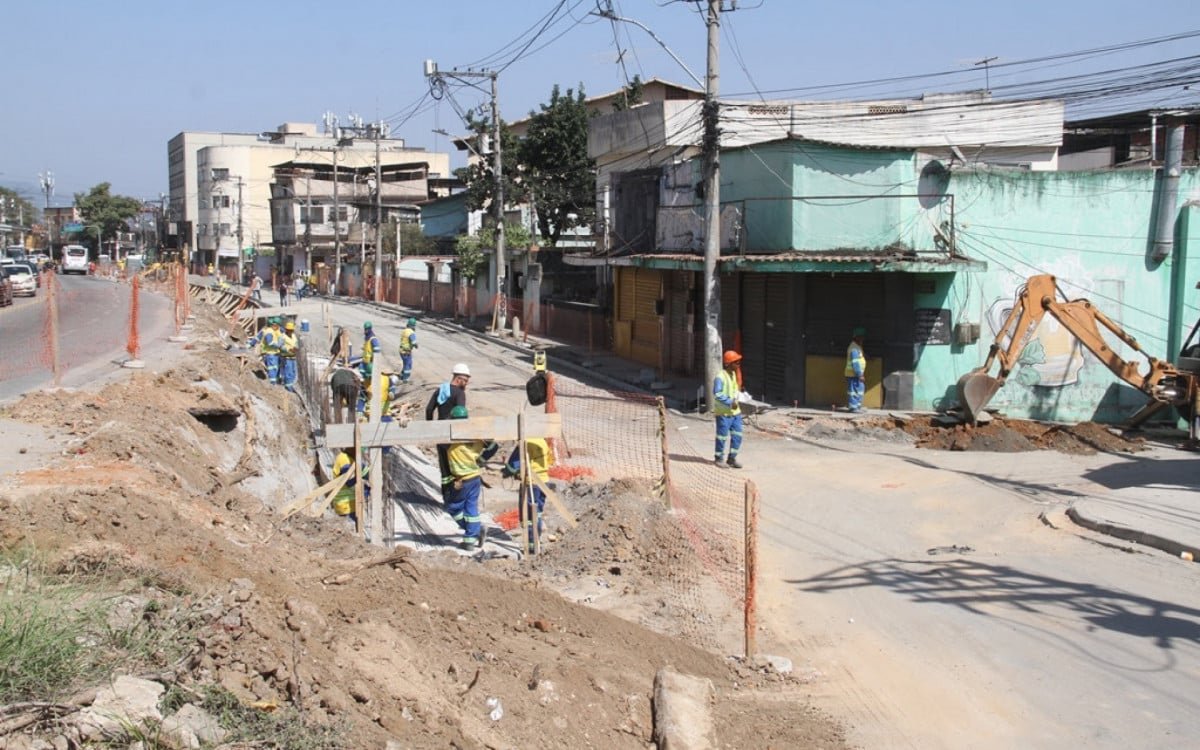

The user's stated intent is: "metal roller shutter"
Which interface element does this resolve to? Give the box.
[763,275,790,401]
[740,273,767,397]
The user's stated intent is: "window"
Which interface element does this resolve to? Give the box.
[219,223,231,237]
[334,206,348,222]
[212,195,230,209]
[198,223,208,236]
[300,206,324,224]
[211,168,229,181]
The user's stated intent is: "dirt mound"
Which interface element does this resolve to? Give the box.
[898,416,1145,454]
[782,412,1144,455]
[0,313,847,748]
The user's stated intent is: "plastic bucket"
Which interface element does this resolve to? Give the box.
[300,319,310,333]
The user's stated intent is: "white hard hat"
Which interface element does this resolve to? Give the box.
[451,363,471,377]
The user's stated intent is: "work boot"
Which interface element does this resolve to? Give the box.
[458,538,478,551]
[727,457,744,469]
[713,457,725,468]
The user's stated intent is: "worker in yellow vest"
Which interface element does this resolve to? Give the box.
[845,327,867,413]
[445,405,500,550]
[360,321,381,379]
[332,449,367,521]
[398,318,418,382]
[279,321,299,392]
[504,437,555,552]
[713,350,744,469]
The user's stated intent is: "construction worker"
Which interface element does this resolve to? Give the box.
[398,318,418,383]
[503,437,555,552]
[845,327,867,413]
[258,317,282,384]
[360,321,381,379]
[426,363,471,503]
[713,350,744,469]
[331,449,364,523]
[360,373,401,422]
[445,405,499,550]
[329,366,361,424]
[279,321,299,392]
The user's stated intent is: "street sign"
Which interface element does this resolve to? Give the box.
[63,222,84,232]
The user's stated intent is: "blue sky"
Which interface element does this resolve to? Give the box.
[2,0,1196,203]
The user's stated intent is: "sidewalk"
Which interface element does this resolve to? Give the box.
[271,290,1200,564]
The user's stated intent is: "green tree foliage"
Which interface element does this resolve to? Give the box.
[518,84,596,247]
[454,221,531,282]
[611,74,645,111]
[380,218,433,258]
[453,110,526,216]
[0,188,37,236]
[73,183,142,250]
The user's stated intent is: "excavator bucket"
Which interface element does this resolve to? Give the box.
[957,370,1003,424]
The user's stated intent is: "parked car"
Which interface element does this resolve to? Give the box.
[61,244,89,274]
[0,269,12,307]
[11,261,41,287]
[1,263,35,296]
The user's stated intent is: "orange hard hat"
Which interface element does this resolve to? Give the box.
[723,350,742,365]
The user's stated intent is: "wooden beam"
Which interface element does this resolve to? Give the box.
[326,413,562,448]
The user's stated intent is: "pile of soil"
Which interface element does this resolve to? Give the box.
[779,412,1145,455]
[0,304,846,749]
[895,415,1145,454]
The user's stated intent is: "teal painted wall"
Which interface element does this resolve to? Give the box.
[915,168,1200,423]
[420,193,468,238]
[722,142,920,252]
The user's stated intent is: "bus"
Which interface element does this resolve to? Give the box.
[61,245,90,274]
[4,246,26,262]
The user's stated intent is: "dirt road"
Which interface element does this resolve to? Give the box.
[725,421,1200,750]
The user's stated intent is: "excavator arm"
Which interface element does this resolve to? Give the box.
[958,274,1191,424]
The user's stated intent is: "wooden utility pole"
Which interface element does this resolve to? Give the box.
[702,0,722,413]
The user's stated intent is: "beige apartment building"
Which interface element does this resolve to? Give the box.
[167,122,450,272]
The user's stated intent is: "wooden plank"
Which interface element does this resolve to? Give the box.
[326,413,562,448]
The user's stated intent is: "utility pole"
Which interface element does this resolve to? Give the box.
[236,177,245,283]
[374,121,383,302]
[305,174,312,278]
[702,0,722,413]
[39,171,54,256]
[333,148,341,294]
[424,60,506,330]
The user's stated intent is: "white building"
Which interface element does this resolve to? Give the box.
[167,122,451,271]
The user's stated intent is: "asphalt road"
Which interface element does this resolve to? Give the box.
[0,273,173,401]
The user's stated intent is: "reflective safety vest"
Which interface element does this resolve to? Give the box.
[399,327,416,353]
[506,438,554,484]
[332,451,357,516]
[845,342,866,378]
[279,332,298,357]
[261,328,281,355]
[363,333,380,364]
[713,369,741,416]
[447,439,500,481]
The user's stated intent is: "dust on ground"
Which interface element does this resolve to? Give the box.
[0,302,847,749]
[766,410,1146,455]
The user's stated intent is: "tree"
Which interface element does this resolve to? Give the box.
[611,75,645,111]
[453,110,526,217]
[518,84,595,247]
[0,187,37,245]
[380,218,433,258]
[454,221,531,283]
[73,183,142,251]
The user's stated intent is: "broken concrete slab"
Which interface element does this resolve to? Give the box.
[653,667,715,750]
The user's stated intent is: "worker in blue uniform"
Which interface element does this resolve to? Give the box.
[713,350,744,469]
[845,327,867,413]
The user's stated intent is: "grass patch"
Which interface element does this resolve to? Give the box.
[189,684,351,750]
[0,546,198,704]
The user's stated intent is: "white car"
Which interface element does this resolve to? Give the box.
[61,245,89,274]
[1,263,36,296]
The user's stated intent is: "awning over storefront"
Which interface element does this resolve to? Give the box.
[566,251,985,274]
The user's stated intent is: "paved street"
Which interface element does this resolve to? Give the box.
[0,274,174,401]
[285,292,1200,750]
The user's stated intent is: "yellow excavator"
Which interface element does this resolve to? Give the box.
[956,274,1199,443]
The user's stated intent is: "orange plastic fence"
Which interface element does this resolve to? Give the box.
[126,275,140,359]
